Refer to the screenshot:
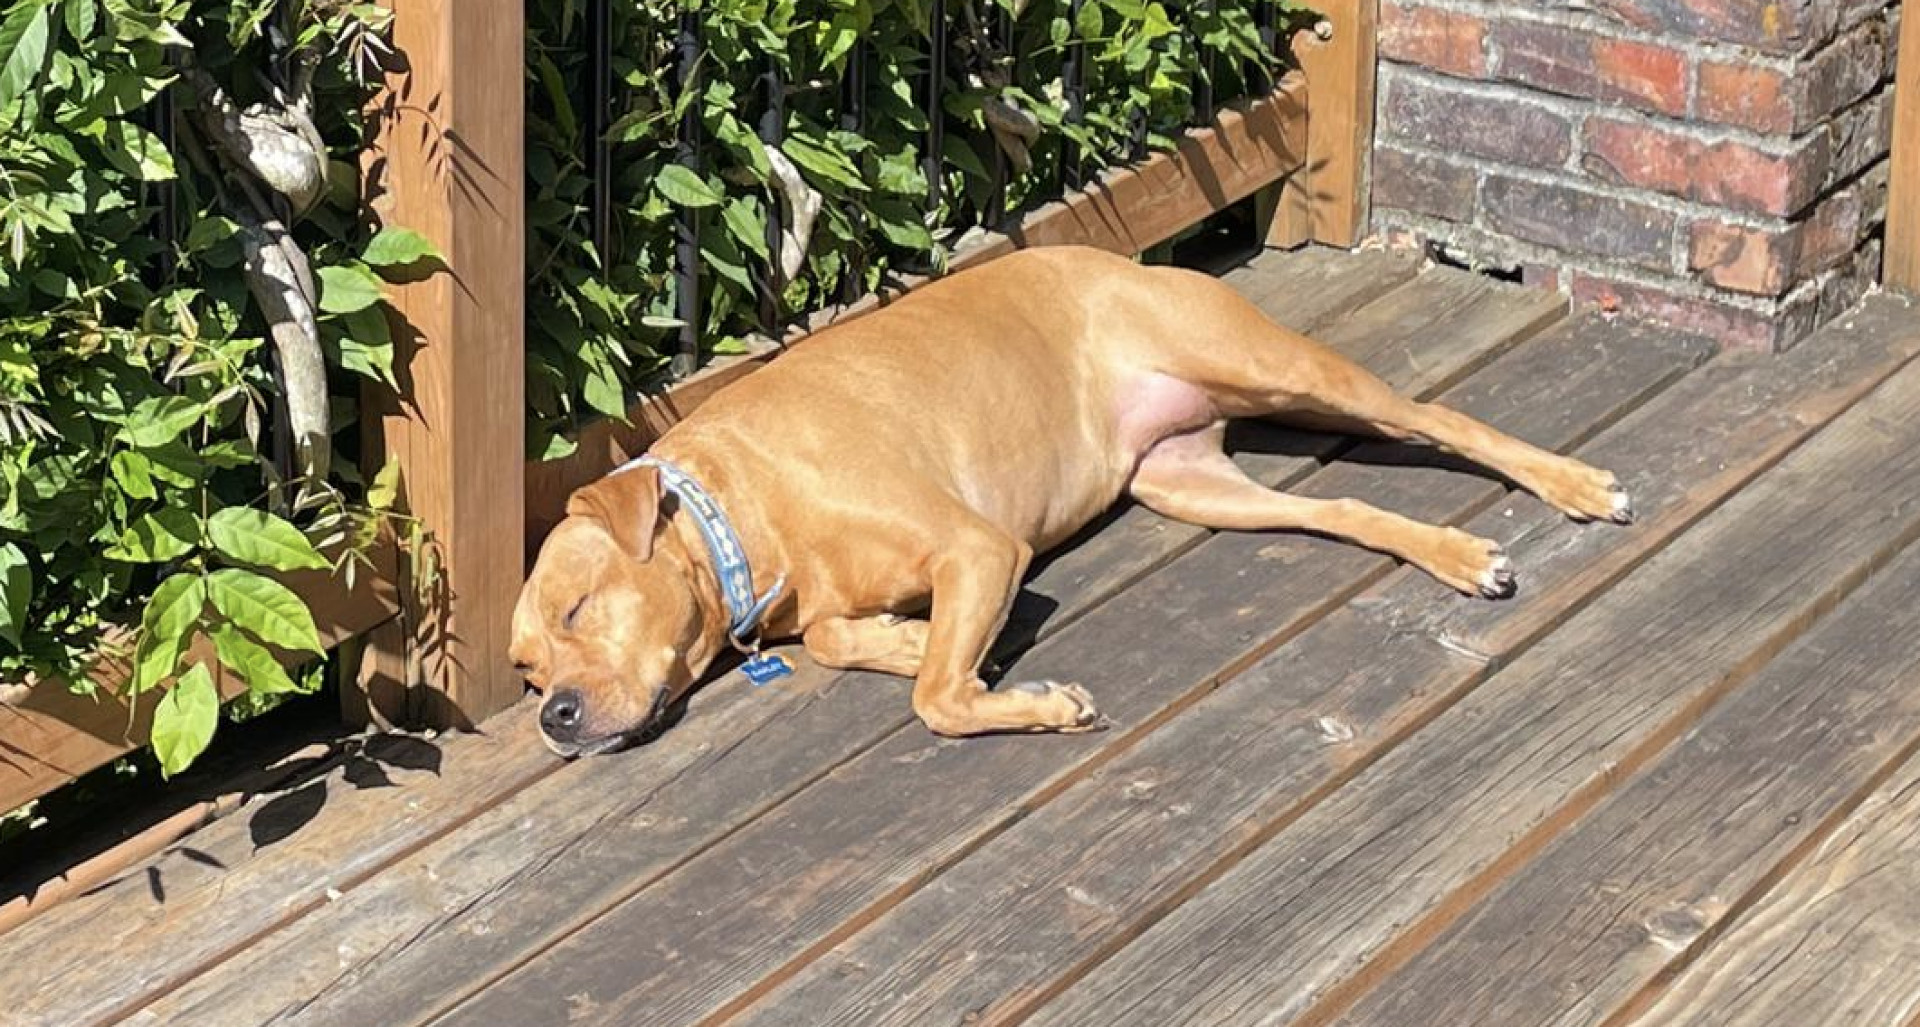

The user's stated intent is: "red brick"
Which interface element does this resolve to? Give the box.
[1687,175,1869,296]
[1580,119,1700,195]
[1581,118,1830,215]
[1695,62,1794,133]
[1570,273,1811,350]
[1372,145,1478,221]
[1489,21,1688,116]
[1687,220,1797,294]
[1591,0,1840,55]
[1481,174,1677,270]
[1381,72,1573,168]
[1695,19,1888,133]
[1380,2,1488,78]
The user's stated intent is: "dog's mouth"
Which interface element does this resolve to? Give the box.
[543,687,673,760]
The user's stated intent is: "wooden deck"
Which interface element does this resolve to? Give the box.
[8,247,1920,1027]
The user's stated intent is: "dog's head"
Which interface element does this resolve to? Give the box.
[512,463,726,757]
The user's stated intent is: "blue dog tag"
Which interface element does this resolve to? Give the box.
[741,651,794,686]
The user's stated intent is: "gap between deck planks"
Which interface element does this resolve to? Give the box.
[397,308,1681,1025]
[133,259,1562,1027]
[38,247,1438,1027]
[715,295,1920,1027]
[1630,744,1920,1027]
[1329,536,1920,1027]
[1019,295,1920,1027]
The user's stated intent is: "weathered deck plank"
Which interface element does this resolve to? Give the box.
[1331,538,1920,1027]
[1022,307,1920,1027]
[720,299,1920,1027]
[121,255,1508,1027]
[415,313,1678,1027]
[0,707,557,1027]
[1632,750,1920,1027]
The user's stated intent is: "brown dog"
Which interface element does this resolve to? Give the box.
[513,247,1627,755]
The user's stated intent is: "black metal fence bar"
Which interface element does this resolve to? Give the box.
[1192,0,1215,125]
[1246,0,1275,95]
[141,73,177,285]
[673,7,702,376]
[841,42,868,302]
[924,0,947,219]
[758,59,785,335]
[1061,0,1085,190]
[587,0,613,262]
[985,0,1014,225]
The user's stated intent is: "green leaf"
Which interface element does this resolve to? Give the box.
[720,198,771,260]
[94,119,178,181]
[0,543,31,648]
[362,226,445,269]
[330,305,396,386]
[207,568,322,654]
[122,395,206,448]
[64,0,96,40]
[366,459,402,511]
[107,507,200,563]
[207,507,328,571]
[130,629,187,695]
[140,572,207,647]
[0,3,50,113]
[316,263,386,314]
[781,133,869,192]
[655,164,725,208]
[152,663,218,777]
[211,623,297,696]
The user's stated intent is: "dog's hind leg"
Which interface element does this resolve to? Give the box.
[1131,425,1515,598]
[804,615,928,677]
[1134,268,1629,524]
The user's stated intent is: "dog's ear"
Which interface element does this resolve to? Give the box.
[566,464,662,561]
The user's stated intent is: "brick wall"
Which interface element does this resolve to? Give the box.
[1369,0,1901,349]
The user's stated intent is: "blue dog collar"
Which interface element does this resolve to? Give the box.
[614,456,786,650]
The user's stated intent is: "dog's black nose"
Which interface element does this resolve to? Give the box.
[541,689,585,741]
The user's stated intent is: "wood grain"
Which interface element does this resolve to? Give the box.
[1023,319,1920,1027]
[1633,749,1920,1027]
[1274,0,1377,248]
[360,0,526,728]
[0,702,556,1027]
[1886,1,1920,293]
[421,312,1678,1027]
[0,539,400,820]
[1332,539,1920,1027]
[119,253,1452,1027]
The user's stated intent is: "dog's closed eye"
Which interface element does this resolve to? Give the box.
[562,594,590,631]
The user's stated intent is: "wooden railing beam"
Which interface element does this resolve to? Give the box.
[358,0,527,729]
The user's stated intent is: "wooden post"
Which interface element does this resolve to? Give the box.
[1263,0,1378,249]
[355,0,526,729]
[1887,1,1920,294]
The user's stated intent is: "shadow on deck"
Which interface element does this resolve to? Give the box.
[7,246,1920,1027]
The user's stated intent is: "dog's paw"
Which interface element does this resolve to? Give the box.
[1429,530,1516,600]
[1543,462,1633,525]
[1008,680,1110,732]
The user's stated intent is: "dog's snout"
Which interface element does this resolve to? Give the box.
[541,689,586,741]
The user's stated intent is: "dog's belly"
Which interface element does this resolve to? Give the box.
[1114,371,1221,457]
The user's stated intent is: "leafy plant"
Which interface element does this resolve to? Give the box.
[0,0,428,776]
[525,0,1302,458]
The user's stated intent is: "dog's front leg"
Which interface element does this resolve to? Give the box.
[911,526,1105,736]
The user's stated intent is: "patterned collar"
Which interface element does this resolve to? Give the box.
[614,455,786,651]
